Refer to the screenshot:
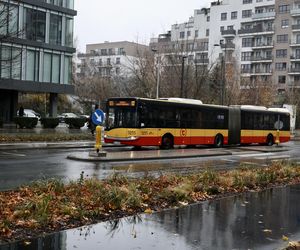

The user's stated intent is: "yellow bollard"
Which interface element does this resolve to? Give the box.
[95,125,102,153]
[275,129,280,145]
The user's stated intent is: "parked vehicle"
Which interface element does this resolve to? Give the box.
[57,113,78,123]
[17,109,41,119]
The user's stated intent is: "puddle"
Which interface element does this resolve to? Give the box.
[1,185,300,250]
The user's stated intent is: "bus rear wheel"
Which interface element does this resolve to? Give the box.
[214,134,223,148]
[160,134,174,150]
[266,134,274,146]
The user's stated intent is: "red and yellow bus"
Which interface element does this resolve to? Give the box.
[104,97,291,149]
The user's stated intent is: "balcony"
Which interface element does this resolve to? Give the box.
[288,67,300,74]
[252,12,275,20]
[292,24,300,31]
[194,58,209,64]
[290,40,300,47]
[291,55,300,62]
[238,26,274,36]
[252,42,274,49]
[220,42,235,50]
[250,56,272,62]
[291,8,300,16]
[221,29,236,37]
[250,69,273,75]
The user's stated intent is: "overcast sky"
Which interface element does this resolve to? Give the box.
[74,0,210,52]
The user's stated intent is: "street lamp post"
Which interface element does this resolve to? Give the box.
[151,48,160,99]
[214,42,226,105]
[180,55,187,98]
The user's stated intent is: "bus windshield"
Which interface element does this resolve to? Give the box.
[106,107,137,129]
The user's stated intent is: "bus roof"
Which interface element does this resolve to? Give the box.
[159,98,203,105]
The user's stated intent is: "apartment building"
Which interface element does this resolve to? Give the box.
[0,0,76,123]
[77,41,149,79]
[150,0,300,98]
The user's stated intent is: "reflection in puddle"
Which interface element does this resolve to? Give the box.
[1,185,300,250]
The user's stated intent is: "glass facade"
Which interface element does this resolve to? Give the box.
[50,14,62,45]
[25,8,46,42]
[0,1,75,85]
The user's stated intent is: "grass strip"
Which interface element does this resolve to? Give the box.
[1,161,300,242]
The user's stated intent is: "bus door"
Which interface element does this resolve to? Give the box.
[228,106,241,145]
[179,109,191,145]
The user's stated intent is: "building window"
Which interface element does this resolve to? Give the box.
[277,34,288,43]
[26,50,39,81]
[65,17,73,47]
[116,67,120,75]
[101,49,107,56]
[278,75,286,84]
[242,37,252,47]
[195,30,199,38]
[107,58,111,65]
[276,49,287,58]
[281,19,289,28]
[52,54,60,83]
[43,53,51,82]
[25,8,46,42]
[180,31,185,38]
[220,26,224,32]
[221,13,227,21]
[0,3,19,37]
[49,14,62,45]
[206,29,209,36]
[187,30,191,37]
[241,52,252,61]
[241,64,251,73]
[116,57,120,64]
[242,10,252,18]
[227,25,234,30]
[207,16,210,22]
[243,0,252,4]
[275,63,287,71]
[278,5,290,14]
[64,56,72,84]
[231,11,237,19]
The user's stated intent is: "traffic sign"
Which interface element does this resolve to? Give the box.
[92,109,105,125]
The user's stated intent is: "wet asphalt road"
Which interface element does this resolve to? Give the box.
[0,141,299,191]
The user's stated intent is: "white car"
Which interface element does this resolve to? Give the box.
[57,112,78,122]
[17,109,41,119]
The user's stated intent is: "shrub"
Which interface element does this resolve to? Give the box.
[14,117,38,129]
[65,118,86,129]
[40,118,59,129]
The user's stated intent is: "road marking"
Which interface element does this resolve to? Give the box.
[0,151,26,157]
[255,155,290,160]
[237,153,274,158]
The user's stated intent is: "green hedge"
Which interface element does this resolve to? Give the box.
[65,117,86,129]
[14,117,38,129]
[40,117,59,128]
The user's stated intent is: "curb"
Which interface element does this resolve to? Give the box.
[67,151,233,162]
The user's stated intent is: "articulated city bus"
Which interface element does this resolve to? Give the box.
[104,97,291,149]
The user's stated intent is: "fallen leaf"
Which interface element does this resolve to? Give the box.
[144,208,153,214]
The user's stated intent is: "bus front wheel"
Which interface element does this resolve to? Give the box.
[160,134,174,150]
[266,134,274,146]
[214,134,223,148]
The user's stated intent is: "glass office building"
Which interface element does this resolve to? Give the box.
[0,0,76,122]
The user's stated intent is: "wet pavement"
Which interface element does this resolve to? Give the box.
[1,184,300,250]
